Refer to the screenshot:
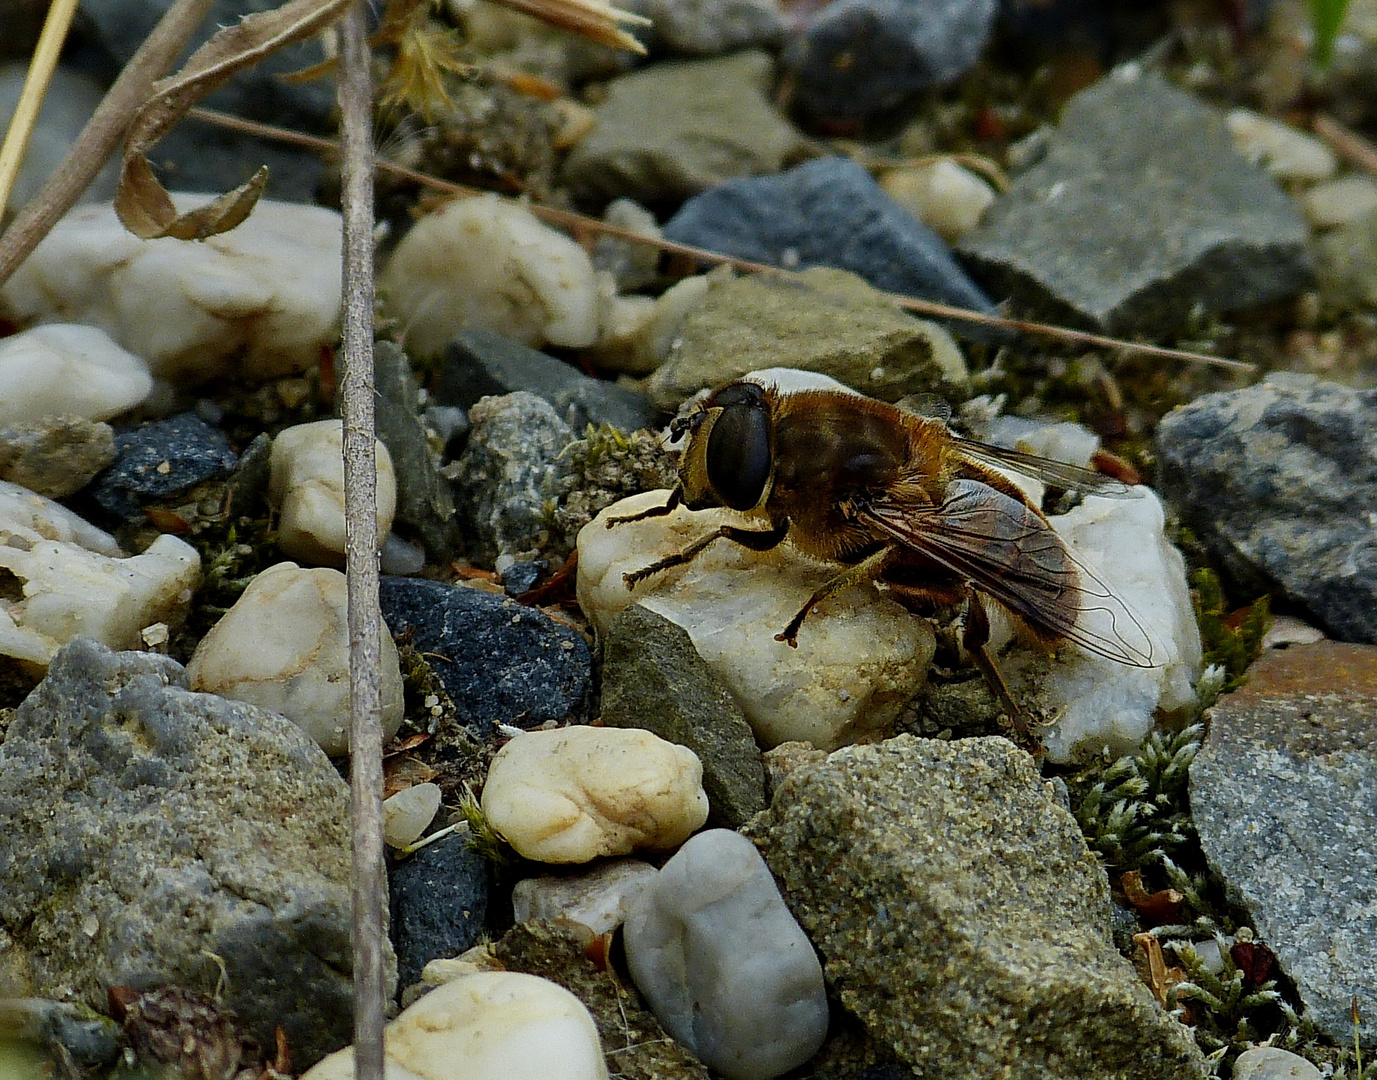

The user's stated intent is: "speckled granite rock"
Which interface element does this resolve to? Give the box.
[745,735,1205,1079]
[1190,642,1377,1048]
[0,639,388,1069]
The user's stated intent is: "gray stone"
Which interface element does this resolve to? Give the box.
[1189,641,1377,1049]
[601,605,767,829]
[957,68,1313,335]
[646,266,967,411]
[389,834,490,992]
[662,156,1003,342]
[435,328,655,434]
[624,829,829,1080]
[562,51,803,207]
[1155,373,1377,644]
[0,416,116,499]
[92,412,237,521]
[378,576,592,738]
[637,0,785,55]
[1233,1046,1324,1080]
[1316,206,1377,309]
[449,391,576,567]
[368,340,458,562]
[0,639,381,1069]
[781,0,996,123]
[745,735,1205,1080]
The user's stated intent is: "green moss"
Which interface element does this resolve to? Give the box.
[1192,569,1270,693]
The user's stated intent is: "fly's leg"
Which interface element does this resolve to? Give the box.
[623,521,789,588]
[961,590,1035,743]
[605,486,683,527]
[776,546,899,646]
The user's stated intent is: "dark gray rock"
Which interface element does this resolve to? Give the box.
[0,639,378,1069]
[782,0,997,123]
[389,834,490,992]
[662,156,1003,341]
[449,392,576,567]
[378,576,592,738]
[92,412,237,520]
[0,998,121,1072]
[956,68,1313,335]
[745,735,1205,1079]
[79,0,331,201]
[0,416,116,499]
[368,340,458,562]
[601,604,767,829]
[1189,642,1377,1048]
[1155,372,1377,644]
[562,50,803,207]
[435,329,655,434]
[500,559,547,597]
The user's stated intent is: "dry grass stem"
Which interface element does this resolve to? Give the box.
[185,104,1253,372]
[0,0,215,289]
[0,0,80,215]
[1314,112,1377,175]
[337,4,388,1079]
[491,0,650,53]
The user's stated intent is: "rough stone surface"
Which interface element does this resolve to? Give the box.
[389,834,490,993]
[956,68,1313,334]
[662,157,1002,341]
[0,416,116,499]
[511,859,658,937]
[781,0,997,123]
[635,0,785,55]
[370,340,458,562]
[601,604,767,828]
[0,639,382,1068]
[745,735,1205,1079]
[1155,373,1377,644]
[449,392,576,567]
[1190,641,1377,1048]
[645,266,967,412]
[562,51,803,207]
[378,576,592,738]
[434,328,654,434]
[494,920,710,1080]
[92,413,238,520]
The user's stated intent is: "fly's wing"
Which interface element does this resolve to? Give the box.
[949,435,1135,498]
[859,479,1158,667]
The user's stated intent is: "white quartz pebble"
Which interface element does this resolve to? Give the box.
[624,829,828,1080]
[1227,108,1338,183]
[0,324,151,424]
[268,419,396,567]
[879,159,997,240]
[0,482,199,666]
[300,972,608,1080]
[512,858,659,937]
[186,562,404,756]
[383,783,444,849]
[1232,1047,1323,1080]
[1304,174,1377,229]
[481,726,708,864]
[577,490,935,750]
[0,195,343,384]
[381,194,599,356]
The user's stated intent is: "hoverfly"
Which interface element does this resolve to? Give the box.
[607,379,1157,740]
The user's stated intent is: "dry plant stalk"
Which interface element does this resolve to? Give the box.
[0,0,80,214]
[491,0,649,53]
[336,5,388,1080]
[0,0,215,289]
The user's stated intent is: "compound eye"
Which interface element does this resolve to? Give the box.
[705,395,771,511]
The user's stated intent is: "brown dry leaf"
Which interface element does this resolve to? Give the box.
[115,0,354,240]
[1120,869,1186,926]
[1132,932,1186,1008]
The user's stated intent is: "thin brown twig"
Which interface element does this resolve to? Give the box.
[184,105,1254,373]
[0,0,80,214]
[1313,112,1377,176]
[338,5,387,1080]
[0,0,216,289]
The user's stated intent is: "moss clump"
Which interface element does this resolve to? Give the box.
[1192,568,1269,693]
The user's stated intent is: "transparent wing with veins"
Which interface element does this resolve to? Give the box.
[858,479,1158,667]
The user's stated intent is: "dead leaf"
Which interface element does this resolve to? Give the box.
[1120,870,1186,926]
[115,0,353,241]
[1132,933,1186,1007]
